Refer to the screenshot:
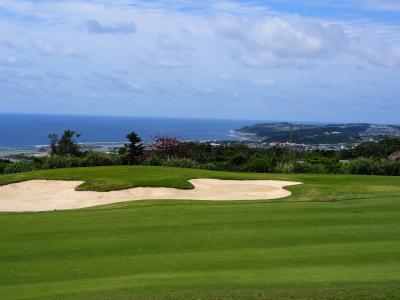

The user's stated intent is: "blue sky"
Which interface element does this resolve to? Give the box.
[0,0,400,123]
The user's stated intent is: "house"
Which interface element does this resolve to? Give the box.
[269,141,281,147]
[388,151,400,161]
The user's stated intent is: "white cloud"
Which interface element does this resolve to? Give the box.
[157,34,185,52]
[352,43,400,68]
[86,20,136,34]
[341,20,400,67]
[357,0,400,11]
[0,55,18,66]
[33,40,83,58]
[268,0,400,12]
[152,34,197,68]
[218,73,231,80]
[213,13,349,67]
[85,72,142,94]
[213,12,400,69]
[152,55,190,68]
[253,77,276,86]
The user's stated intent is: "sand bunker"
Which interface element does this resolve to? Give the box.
[0,179,301,212]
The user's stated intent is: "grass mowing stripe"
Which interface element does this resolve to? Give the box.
[2,240,400,280]
[0,166,400,299]
[2,266,400,300]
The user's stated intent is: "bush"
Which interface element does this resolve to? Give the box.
[149,137,186,160]
[293,161,308,173]
[201,163,219,171]
[229,154,248,166]
[245,156,273,173]
[275,162,295,174]
[41,156,83,169]
[4,160,35,174]
[142,155,162,166]
[0,162,10,174]
[344,157,378,175]
[83,152,122,167]
[162,159,200,169]
[208,161,237,172]
[382,159,400,176]
[344,157,400,176]
[40,152,123,170]
[307,163,329,174]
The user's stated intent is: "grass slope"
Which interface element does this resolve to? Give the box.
[0,166,400,299]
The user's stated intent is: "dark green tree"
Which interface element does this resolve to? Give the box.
[48,130,81,157]
[48,133,59,155]
[346,137,400,159]
[121,131,144,165]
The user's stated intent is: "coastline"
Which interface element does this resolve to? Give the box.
[0,139,237,160]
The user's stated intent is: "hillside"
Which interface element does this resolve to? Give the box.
[235,122,400,144]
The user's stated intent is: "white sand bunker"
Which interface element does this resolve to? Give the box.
[0,179,301,212]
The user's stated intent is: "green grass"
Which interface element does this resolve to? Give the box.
[0,166,400,299]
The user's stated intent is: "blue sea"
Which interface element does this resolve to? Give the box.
[0,113,257,148]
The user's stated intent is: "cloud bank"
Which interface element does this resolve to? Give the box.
[0,0,399,123]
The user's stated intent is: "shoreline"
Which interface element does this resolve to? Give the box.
[0,142,126,159]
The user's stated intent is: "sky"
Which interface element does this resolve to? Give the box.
[0,0,400,123]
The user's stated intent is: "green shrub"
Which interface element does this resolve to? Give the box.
[382,159,400,176]
[201,163,219,171]
[245,156,273,173]
[307,163,329,174]
[40,152,123,170]
[345,157,378,175]
[142,155,162,166]
[0,162,11,174]
[275,162,295,174]
[162,159,200,169]
[4,160,35,174]
[344,157,400,176]
[229,154,248,166]
[209,161,236,171]
[83,152,122,167]
[41,156,83,169]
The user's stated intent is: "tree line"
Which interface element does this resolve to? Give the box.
[2,130,400,176]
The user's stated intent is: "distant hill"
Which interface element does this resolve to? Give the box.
[235,122,400,144]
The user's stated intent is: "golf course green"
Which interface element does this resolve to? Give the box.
[0,166,399,299]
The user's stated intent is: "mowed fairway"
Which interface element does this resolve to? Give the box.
[0,166,400,299]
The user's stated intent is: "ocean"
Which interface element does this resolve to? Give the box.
[0,113,256,149]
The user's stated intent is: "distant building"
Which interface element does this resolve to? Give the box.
[389,151,400,161]
[269,141,281,147]
[210,143,221,147]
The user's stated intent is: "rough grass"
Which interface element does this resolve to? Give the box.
[0,166,399,299]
